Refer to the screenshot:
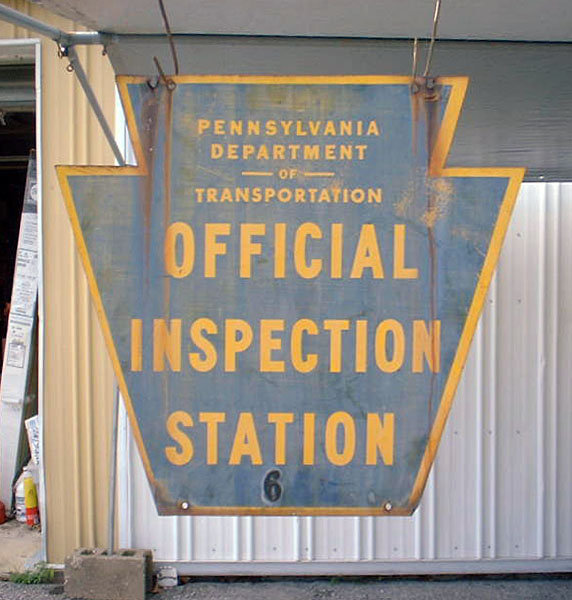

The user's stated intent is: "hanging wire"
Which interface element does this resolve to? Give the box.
[423,0,442,77]
[411,37,419,80]
[153,56,177,90]
[157,0,180,75]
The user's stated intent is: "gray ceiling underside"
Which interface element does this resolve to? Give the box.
[14,2,572,179]
[35,0,572,41]
[106,37,572,181]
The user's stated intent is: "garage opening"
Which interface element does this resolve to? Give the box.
[0,47,40,544]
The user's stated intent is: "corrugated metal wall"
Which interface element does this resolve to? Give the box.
[119,182,572,573]
[0,0,117,563]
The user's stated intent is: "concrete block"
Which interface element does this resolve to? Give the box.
[64,548,153,600]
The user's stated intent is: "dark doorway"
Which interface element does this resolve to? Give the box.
[0,64,35,365]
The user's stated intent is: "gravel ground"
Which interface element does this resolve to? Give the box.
[0,576,572,600]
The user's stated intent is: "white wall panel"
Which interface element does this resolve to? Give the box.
[118,183,572,574]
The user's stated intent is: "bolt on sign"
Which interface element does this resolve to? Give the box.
[58,75,524,516]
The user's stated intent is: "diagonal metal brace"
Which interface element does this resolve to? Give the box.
[63,46,126,166]
[0,3,124,166]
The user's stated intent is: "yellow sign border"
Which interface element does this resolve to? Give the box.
[57,75,525,516]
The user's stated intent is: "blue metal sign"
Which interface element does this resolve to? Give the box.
[58,76,524,515]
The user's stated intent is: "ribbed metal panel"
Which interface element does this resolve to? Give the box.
[119,182,572,572]
[0,0,117,563]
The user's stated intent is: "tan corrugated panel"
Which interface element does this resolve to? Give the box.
[1,0,116,562]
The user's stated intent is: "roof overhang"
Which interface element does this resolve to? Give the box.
[5,2,571,180]
[104,36,572,181]
[35,0,572,41]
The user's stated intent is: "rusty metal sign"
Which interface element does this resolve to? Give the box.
[58,75,524,515]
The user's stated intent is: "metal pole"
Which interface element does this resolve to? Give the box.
[65,31,109,46]
[107,383,120,556]
[66,46,126,166]
[0,4,106,46]
[423,0,443,78]
[0,5,122,165]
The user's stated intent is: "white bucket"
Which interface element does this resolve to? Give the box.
[13,470,27,523]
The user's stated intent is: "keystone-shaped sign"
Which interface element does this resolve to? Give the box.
[58,76,524,515]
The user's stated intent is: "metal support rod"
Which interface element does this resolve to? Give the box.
[0,4,106,46]
[157,0,180,75]
[66,31,110,46]
[411,37,419,80]
[0,4,122,165]
[107,383,120,556]
[423,0,442,77]
[66,46,126,166]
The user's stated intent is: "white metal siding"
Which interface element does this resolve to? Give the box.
[118,182,572,573]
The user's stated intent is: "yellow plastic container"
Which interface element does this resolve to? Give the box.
[23,470,39,527]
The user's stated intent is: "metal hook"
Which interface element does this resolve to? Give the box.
[153,56,176,90]
[147,76,160,90]
[157,0,180,76]
[56,42,67,59]
[423,0,442,78]
[59,43,76,73]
